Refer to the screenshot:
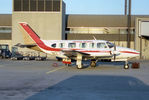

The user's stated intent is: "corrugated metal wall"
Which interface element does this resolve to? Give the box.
[0,33,11,40]
[67,34,135,49]
[67,34,134,41]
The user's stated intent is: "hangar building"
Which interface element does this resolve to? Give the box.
[0,0,149,59]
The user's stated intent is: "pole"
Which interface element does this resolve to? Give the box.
[127,0,131,48]
[125,0,128,15]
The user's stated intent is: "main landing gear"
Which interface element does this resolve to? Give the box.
[90,60,97,67]
[76,53,83,69]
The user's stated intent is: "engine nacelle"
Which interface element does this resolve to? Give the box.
[62,59,72,64]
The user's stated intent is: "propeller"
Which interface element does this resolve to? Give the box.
[113,42,120,61]
[114,44,116,61]
[93,36,97,40]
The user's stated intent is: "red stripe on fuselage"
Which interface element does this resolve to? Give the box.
[120,51,139,54]
[81,51,111,53]
[20,23,61,51]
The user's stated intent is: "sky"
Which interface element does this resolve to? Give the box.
[0,0,149,15]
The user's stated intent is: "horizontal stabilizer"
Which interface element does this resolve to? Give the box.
[15,43,37,48]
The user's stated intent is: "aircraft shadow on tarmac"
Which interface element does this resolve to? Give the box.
[70,61,127,68]
[26,75,149,100]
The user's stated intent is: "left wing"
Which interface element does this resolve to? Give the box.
[62,49,90,58]
[61,49,113,59]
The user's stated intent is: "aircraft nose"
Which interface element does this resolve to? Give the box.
[133,50,140,57]
[125,48,140,58]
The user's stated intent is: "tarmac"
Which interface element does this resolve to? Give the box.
[0,60,149,100]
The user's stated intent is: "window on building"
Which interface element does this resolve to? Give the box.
[68,28,124,34]
[0,27,12,33]
[120,29,127,34]
[0,45,9,50]
[38,0,44,11]
[120,29,135,34]
[104,28,119,34]
[14,0,22,11]
[30,0,37,11]
[45,0,52,11]
[97,43,107,48]
[53,0,60,11]
[131,29,135,34]
[23,0,29,11]
[13,0,61,12]
[68,43,76,48]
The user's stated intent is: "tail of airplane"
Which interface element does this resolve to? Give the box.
[19,22,42,45]
[19,22,60,52]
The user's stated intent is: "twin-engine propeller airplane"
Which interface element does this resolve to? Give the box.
[17,22,140,69]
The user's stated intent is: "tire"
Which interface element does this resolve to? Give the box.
[77,64,83,69]
[2,52,6,59]
[124,64,129,69]
[90,61,96,67]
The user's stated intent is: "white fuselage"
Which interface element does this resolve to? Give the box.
[41,40,140,61]
[19,22,140,63]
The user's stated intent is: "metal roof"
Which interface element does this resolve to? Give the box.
[66,15,149,28]
[0,14,149,28]
[0,14,12,26]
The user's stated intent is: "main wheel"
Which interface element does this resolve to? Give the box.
[77,64,83,69]
[90,61,96,67]
[76,59,83,69]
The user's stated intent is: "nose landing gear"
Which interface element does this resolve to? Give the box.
[124,60,129,69]
[90,60,97,67]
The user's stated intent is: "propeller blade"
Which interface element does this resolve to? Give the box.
[114,54,116,61]
[114,44,116,61]
[114,43,116,51]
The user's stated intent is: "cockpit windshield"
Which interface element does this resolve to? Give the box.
[106,42,115,48]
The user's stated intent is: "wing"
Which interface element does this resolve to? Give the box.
[15,43,37,48]
[62,49,90,58]
[15,43,43,52]
[62,49,113,59]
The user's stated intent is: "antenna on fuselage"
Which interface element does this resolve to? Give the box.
[93,36,97,40]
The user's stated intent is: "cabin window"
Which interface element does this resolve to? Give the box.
[89,43,95,48]
[80,43,87,48]
[106,42,114,48]
[51,43,56,48]
[68,43,76,48]
[97,43,107,48]
[59,43,65,48]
